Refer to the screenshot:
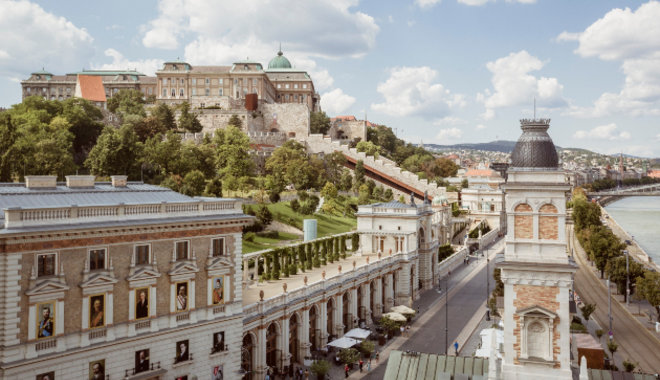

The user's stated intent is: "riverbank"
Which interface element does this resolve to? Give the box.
[599,206,660,273]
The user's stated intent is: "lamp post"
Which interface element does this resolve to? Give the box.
[445,272,449,355]
[607,276,613,339]
[624,250,629,306]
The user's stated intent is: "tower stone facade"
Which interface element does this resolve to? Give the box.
[500,119,575,379]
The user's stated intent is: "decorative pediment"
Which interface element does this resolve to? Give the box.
[206,256,233,272]
[26,279,70,297]
[516,305,557,319]
[127,267,162,282]
[168,261,200,277]
[80,273,119,289]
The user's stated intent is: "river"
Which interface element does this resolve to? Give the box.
[604,196,660,265]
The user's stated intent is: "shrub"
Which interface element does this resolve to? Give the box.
[570,322,587,333]
[290,199,300,213]
[338,348,360,365]
[359,340,375,357]
[298,190,309,201]
[257,230,279,239]
[310,360,330,377]
[299,201,316,215]
[289,263,297,276]
[244,232,256,242]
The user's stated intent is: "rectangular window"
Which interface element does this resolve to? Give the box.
[148,88,153,95]
[205,78,210,84]
[253,79,257,86]
[171,88,176,97]
[27,87,31,93]
[176,241,189,261]
[303,84,308,89]
[89,249,106,271]
[180,88,184,97]
[294,84,298,89]
[219,78,223,85]
[218,88,223,96]
[277,84,281,89]
[205,88,210,96]
[234,79,238,85]
[162,78,167,86]
[192,78,196,85]
[212,238,225,257]
[37,253,56,277]
[181,78,185,85]
[192,88,197,96]
[135,245,150,265]
[162,89,167,97]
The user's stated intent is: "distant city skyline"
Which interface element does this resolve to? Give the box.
[1,0,659,157]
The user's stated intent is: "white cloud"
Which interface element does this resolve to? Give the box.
[0,0,94,77]
[475,124,487,130]
[559,2,660,117]
[573,123,631,141]
[656,133,660,141]
[604,145,655,158]
[480,51,566,116]
[92,49,164,76]
[433,116,467,126]
[321,88,356,116]
[371,66,465,118]
[416,0,441,8]
[458,0,493,6]
[435,127,463,141]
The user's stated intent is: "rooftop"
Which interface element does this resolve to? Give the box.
[76,75,106,102]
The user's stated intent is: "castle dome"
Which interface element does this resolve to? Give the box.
[510,119,559,169]
[268,50,292,69]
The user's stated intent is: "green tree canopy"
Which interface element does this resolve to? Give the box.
[228,114,243,129]
[107,89,146,117]
[178,102,203,133]
[213,126,254,179]
[310,111,331,135]
[605,255,645,301]
[636,271,660,322]
[266,140,320,191]
[180,170,206,196]
[356,140,380,157]
[150,103,176,131]
[61,97,104,165]
[85,125,142,178]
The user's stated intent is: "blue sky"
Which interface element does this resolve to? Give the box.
[1,0,659,157]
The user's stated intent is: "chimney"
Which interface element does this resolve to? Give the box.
[25,176,57,189]
[65,175,95,188]
[111,175,128,187]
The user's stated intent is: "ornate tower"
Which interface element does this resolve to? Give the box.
[500,119,575,379]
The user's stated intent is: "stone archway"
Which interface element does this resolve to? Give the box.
[266,322,280,370]
[342,292,350,331]
[242,333,255,380]
[309,305,319,351]
[327,298,334,339]
[289,313,300,364]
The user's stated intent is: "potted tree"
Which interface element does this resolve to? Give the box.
[360,340,375,359]
[310,359,330,380]
[338,348,360,370]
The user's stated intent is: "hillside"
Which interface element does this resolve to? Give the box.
[425,140,518,153]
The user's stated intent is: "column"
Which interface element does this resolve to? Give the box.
[281,317,290,370]
[373,277,383,319]
[242,258,248,285]
[335,294,343,336]
[256,327,267,377]
[384,274,394,311]
[363,282,372,324]
[350,287,358,330]
[301,308,311,359]
[319,301,328,347]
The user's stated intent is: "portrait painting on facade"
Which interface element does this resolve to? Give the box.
[212,276,224,305]
[36,371,54,380]
[89,294,105,328]
[88,359,105,380]
[176,376,188,380]
[176,281,188,311]
[135,349,150,373]
[135,287,149,320]
[212,331,225,353]
[175,339,189,363]
[212,365,224,380]
[36,302,55,339]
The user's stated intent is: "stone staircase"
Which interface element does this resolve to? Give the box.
[305,134,457,201]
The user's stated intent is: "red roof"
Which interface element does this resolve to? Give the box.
[331,115,357,122]
[465,169,496,177]
[76,75,106,102]
[249,144,276,151]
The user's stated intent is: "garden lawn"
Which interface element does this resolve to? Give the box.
[242,231,300,254]
[261,201,356,236]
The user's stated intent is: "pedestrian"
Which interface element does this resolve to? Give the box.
[400,325,405,336]
[376,350,380,362]
[298,367,303,380]
[367,361,371,371]
[304,368,309,380]
[359,359,364,372]
[265,371,271,380]
[406,325,410,335]
[344,364,349,378]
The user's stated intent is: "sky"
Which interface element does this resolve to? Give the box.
[1,0,660,157]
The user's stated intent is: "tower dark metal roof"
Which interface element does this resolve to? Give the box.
[510,119,559,169]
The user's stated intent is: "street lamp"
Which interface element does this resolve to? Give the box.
[624,250,629,307]
[486,245,491,321]
[445,272,449,355]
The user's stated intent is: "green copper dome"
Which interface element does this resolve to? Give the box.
[268,50,292,69]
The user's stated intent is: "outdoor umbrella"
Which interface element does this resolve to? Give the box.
[391,305,416,315]
[344,328,371,340]
[327,336,360,349]
[382,312,407,322]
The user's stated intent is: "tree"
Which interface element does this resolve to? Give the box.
[0,113,17,181]
[13,115,76,178]
[636,271,660,322]
[607,340,618,362]
[228,114,243,129]
[359,340,375,358]
[580,303,596,322]
[354,160,365,186]
[357,184,371,205]
[180,170,206,196]
[321,182,338,200]
[434,157,459,178]
[178,102,203,133]
[310,360,330,380]
[204,177,223,197]
[461,178,469,189]
[150,103,176,131]
[605,256,644,301]
[61,97,104,165]
[310,111,331,135]
[266,140,319,191]
[256,205,273,226]
[572,196,601,230]
[107,89,146,117]
[339,170,353,192]
[85,125,142,178]
[356,140,380,157]
[383,188,394,201]
[214,126,254,179]
[338,348,360,366]
[622,359,637,373]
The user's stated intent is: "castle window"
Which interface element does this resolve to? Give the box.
[211,238,225,257]
[244,64,249,70]
[514,203,533,239]
[66,87,71,94]
[219,79,223,85]
[517,305,556,362]
[303,84,308,89]
[205,78,210,84]
[148,88,153,95]
[175,241,189,261]
[89,248,106,271]
[180,88,184,97]
[253,78,257,85]
[285,84,290,89]
[37,253,56,277]
[192,88,196,96]
[173,64,178,70]
[205,88,210,96]
[181,78,185,85]
[163,88,167,97]
[171,88,176,97]
[26,87,31,93]
[135,245,150,265]
[277,84,281,89]
[219,88,223,96]
[294,84,298,89]
[192,78,196,85]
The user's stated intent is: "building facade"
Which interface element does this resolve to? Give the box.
[0,176,251,380]
[499,119,575,380]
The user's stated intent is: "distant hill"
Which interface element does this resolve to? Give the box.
[425,140,518,153]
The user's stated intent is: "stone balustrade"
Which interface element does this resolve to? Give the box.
[4,199,242,229]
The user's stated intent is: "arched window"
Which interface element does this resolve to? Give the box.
[266,323,279,369]
[342,293,350,331]
[289,314,299,364]
[539,204,558,240]
[309,306,318,351]
[514,203,533,239]
[326,298,334,338]
[242,334,255,380]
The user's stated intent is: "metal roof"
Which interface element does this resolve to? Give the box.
[510,119,559,169]
[0,182,193,220]
[384,351,488,380]
[367,201,417,209]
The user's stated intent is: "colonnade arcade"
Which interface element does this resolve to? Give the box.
[240,270,401,379]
